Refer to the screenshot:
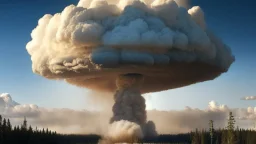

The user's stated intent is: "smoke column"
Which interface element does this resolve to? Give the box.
[110,74,146,125]
[100,73,157,143]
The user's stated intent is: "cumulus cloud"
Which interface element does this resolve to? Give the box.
[0,93,19,107]
[1,93,256,134]
[26,0,235,94]
[241,96,256,100]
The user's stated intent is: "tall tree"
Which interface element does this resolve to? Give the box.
[7,119,12,131]
[192,129,200,144]
[2,118,7,143]
[22,117,27,131]
[0,115,2,127]
[227,112,236,144]
[2,118,7,131]
[28,125,33,133]
[209,120,215,144]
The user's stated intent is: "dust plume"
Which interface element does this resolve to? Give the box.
[99,120,143,143]
[26,0,235,142]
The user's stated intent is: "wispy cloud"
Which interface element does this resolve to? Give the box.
[241,96,256,100]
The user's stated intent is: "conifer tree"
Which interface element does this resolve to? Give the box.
[13,126,16,131]
[22,117,27,131]
[2,118,7,143]
[227,112,236,144]
[7,119,12,131]
[16,126,20,132]
[209,120,215,144]
[0,115,2,126]
[2,118,7,131]
[29,125,33,133]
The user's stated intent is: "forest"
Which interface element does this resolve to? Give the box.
[0,112,256,144]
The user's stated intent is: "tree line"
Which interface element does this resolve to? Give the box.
[143,112,256,144]
[190,112,256,144]
[0,115,99,144]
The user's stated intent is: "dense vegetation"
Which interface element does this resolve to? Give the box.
[0,112,256,144]
[0,115,99,144]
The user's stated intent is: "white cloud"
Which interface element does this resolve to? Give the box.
[241,96,256,100]
[1,93,256,134]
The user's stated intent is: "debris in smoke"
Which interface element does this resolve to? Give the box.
[99,120,143,144]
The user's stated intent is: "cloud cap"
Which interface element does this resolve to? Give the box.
[26,0,235,93]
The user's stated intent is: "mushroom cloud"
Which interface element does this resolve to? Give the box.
[26,0,235,142]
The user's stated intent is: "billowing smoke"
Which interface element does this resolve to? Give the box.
[26,0,234,93]
[99,120,143,143]
[107,74,157,140]
[110,74,146,125]
[26,0,235,142]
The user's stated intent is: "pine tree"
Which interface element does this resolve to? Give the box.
[16,126,20,132]
[235,126,240,144]
[29,125,33,133]
[209,120,215,144]
[0,115,2,127]
[2,118,7,143]
[192,129,200,144]
[13,126,17,131]
[2,118,7,131]
[7,119,12,131]
[22,117,27,131]
[226,112,236,144]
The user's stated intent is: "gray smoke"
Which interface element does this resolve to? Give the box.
[110,88,146,126]
[99,74,157,142]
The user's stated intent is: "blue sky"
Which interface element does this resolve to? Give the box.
[0,0,255,110]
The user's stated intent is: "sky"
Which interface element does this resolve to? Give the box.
[0,0,256,111]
